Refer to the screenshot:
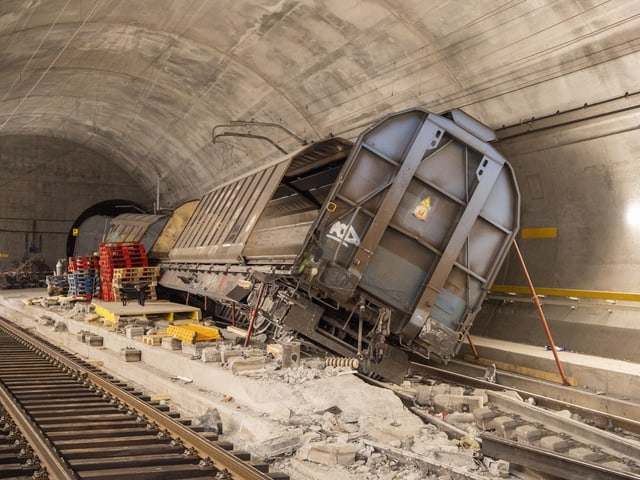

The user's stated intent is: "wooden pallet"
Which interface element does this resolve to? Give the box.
[112,266,160,279]
[142,334,167,346]
[111,285,158,302]
[92,299,201,325]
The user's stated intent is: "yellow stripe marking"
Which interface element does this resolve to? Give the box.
[491,285,640,302]
[520,227,557,239]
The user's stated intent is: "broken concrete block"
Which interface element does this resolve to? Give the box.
[473,407,499,430]
[249,428,304,458]
[220,348,264,363]
[81,312,100,322]
[415,384,464,405]
[120,348,141,362]
[496,390,524,402]
[181,341,217,356]
[220,348,245,363]
[298,441,357,467]
[193,408,223,435]
[281,341,300,369]
[125,325,145,339]
[415,385,433,405]
[444,412,475,426]
[412,431,458,455]
[39,316,55,326]
[471,388,489,404]
[53,321,67,332]
[359,416,422,448]
[162,336,182,350]
[201,346,222,363]
[433,394,483,413]
[230,357,266,374]
[267,343,283,356]
[515,425,542,445]
[567,447,606,463]
[539,435,570,452]
[492,416,521,440]
[484,457,510,478]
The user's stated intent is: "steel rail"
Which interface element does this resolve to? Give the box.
[481,434,639,480]
[0,373,76,480]
[410,360,640,436]
[0,317,272,480]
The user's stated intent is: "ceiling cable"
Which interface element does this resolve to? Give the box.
[0,0,102,132]
[1,0,71,102]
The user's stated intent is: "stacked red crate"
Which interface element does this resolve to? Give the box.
[99,242,149,301]
[68,255,100,272]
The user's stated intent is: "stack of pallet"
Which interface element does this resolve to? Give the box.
[111,266,160,302]
[67,255,100,298]
[46,275,68,296]
[99,242,149,302]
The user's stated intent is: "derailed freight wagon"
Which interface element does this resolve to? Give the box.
[160,108,520,382]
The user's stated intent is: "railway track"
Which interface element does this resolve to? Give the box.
[409,360,640,479]
[2,299,640,480]
[0,316,287,480]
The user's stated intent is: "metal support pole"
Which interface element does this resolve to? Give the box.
[466,333,480,359]
[512,240,571,386]
[244,283,265,348]
[231,302,236,327]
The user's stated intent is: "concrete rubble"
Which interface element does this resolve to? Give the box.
[0,291,520,480]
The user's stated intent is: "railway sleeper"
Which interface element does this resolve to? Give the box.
[478,405,640,477]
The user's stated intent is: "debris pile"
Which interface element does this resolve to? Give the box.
[0,257,50,289]
[16,294,513,479]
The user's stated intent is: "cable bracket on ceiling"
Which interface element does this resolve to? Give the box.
[211,120,308,155]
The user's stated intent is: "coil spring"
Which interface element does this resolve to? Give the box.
[325,357,360,369]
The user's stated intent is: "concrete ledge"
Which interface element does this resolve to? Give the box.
[459,336,640,401]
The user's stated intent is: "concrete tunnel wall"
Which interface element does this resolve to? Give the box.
[496,123,640,292]
[472,109,640,363]
[0,135,151,271]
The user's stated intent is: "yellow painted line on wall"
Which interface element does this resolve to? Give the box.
[491,285,640,302]
[520,227,557,239]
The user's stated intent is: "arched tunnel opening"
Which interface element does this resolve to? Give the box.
[65,199,147,258]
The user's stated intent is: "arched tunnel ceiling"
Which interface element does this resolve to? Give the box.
[1,0,639,206]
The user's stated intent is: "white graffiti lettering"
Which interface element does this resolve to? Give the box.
[326,221,361,247]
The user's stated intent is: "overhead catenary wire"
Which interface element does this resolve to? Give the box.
[0,0,102,132]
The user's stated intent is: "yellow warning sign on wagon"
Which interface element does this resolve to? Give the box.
[414,196,432,220]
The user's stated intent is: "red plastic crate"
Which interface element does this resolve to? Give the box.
[98,242,149,301]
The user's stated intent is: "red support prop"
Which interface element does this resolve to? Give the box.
[466,333,480,359]
[244,283,265,348]
[512,240,571,386]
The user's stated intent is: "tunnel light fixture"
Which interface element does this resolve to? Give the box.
[626,203,640,227]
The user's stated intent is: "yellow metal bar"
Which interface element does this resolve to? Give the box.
[490,285,640,302]
[93,303,118,324]
[520,227,557,239]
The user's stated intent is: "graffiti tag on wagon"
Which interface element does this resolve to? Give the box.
[326,221,361,248]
